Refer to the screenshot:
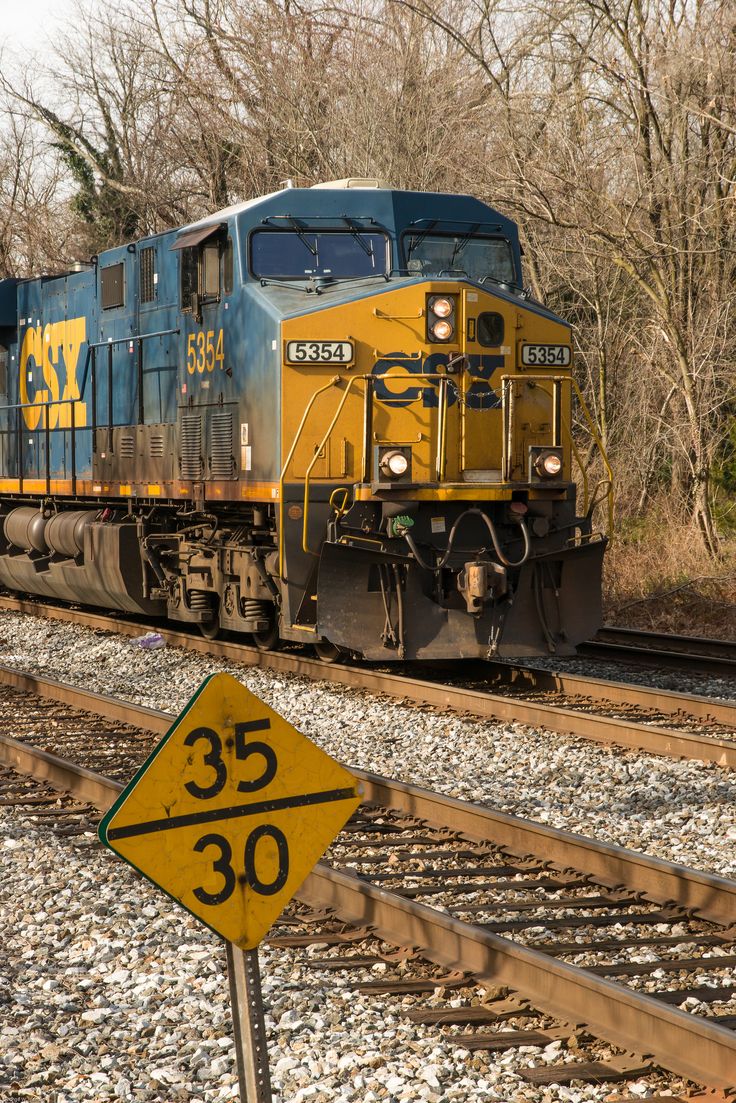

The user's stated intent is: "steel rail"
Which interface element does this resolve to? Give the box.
[352,771,736,927]
[484,662,736,727]
[298,867,736,1089]
[581,627,736,676]
[0,596,734,767]
[0,664,734,926]
[1,692,736,1088]
[580,640,736,676]
[597,626,736,661]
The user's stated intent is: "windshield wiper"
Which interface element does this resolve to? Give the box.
[319,272,391,287]
[406,220,438,259]
[284,216,317,256]
[259,272,390,295]
[450,224,479,267]
[308,273,390,293]
[478,273,522,293]
[258,277,316,294]
[341,216,375,258]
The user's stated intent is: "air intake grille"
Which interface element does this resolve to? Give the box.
[210,412,234,479]
[150,434,164,458]
[120,435,135,459]
[139,247,155,304]
[180,415,202,480]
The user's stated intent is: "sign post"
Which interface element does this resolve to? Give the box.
[99,673,362,1098]
[226,944,273,1103]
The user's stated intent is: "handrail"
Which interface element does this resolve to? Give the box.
[301,372,464,557]
[302,376,363,554]
[570,377,615,538]
[87,328,180,349]
[0,397,78,413]
[0,397,80,493]
[500,374,614,538]
[435,376,448,482]
[278,375,341,577]
[567,429,590,515]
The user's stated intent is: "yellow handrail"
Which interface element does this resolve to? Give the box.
[570,377,615,538]
[568,430,590,516]
[502,373,613,537]
[278,375,340,578]
[302,376,363,554]
[296,370,458,558]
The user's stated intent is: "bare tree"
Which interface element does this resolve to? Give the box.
[0,104,78,276]
[393,0,736,554]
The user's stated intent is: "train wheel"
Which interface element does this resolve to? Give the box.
[313,638,345,664]
[190,590,220,639]
[252,619,280,651]
[199,617,220,640]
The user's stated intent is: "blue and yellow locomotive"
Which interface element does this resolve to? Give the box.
[0,179,608,660]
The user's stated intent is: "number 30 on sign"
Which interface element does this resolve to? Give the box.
[99,673,362,948]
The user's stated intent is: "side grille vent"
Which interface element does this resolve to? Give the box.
[149,434,164,458]
[180,414,202,480]
[120,435,135,459]
[210,412,234,479]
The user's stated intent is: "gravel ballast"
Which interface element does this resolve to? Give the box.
[1,608,734,1101]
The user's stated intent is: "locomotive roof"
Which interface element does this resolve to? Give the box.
[178,184,518,239]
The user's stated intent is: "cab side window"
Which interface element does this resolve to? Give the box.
[180,239,224,308]
[201,244,220,299]
[180,247,198,309]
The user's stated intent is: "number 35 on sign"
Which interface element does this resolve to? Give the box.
[99,673,362,948]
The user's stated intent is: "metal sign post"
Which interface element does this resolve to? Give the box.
[99,672,362,1101]
[226,944,273,1103]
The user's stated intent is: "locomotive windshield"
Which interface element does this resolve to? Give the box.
[404,232,516,286]
[251,230,388,280]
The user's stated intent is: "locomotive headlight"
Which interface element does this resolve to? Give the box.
[541,453,562,477]
[533,449,563,479]
[381,450,409,477]
[432,297,453,318]
[427,293,457,343]
[431,319,454,341]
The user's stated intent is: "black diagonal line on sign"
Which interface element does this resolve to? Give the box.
[106,787,357,842]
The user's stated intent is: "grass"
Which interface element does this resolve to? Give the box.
[601,500,736,639]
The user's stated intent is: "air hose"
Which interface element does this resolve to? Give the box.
[403,507,530,571]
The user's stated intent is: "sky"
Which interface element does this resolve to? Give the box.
[0,0,82,57]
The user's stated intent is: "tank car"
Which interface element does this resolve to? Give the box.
[0,179,609,660]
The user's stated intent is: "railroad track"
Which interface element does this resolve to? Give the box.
[581,627,736,676]
[1,667,735,1092]
[0,594,735,768]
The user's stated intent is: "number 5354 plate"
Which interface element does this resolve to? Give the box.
[521,344,571,366]
[286,340,354,364]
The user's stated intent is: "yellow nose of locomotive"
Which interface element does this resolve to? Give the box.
[278,275,605,662]
[280,277,573,493]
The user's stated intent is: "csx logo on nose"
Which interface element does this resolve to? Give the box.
[372,352,503,410]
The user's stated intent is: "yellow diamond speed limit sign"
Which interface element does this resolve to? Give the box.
[99,673,362,948]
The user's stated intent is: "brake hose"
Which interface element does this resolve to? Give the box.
[403,507,531,571]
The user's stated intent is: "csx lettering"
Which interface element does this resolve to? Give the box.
[19,318,87,430]
[372,353,504,410]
